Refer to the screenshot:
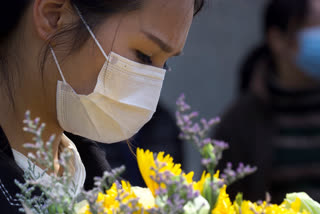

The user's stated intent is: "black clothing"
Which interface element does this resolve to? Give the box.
[66,133,112,190]
[99,104,183,187]
[214,82,320,203]
[0,128,25,213]
[0,127,112,213]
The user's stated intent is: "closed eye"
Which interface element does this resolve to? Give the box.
[136,50,152,65]
[136,50,171,71]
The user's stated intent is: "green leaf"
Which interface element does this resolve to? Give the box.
[235,193,243,207]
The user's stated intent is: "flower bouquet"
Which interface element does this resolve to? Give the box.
[16,95,320,214]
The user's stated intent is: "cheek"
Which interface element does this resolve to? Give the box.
[290,41,300,62]
[74,61,103,95]
[281,39,299,62]
[62,42,106,95]
[64,16,132,95]
[108,22,141,61]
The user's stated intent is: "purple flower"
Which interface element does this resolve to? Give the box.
[176,94,257,186]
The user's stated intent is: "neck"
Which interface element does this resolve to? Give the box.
[0,100,64,174]
[275,62,319,90]
[0,45,63,175]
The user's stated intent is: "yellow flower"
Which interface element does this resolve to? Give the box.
[76,181,142,214]
[137,148,160,196]
[291,197,302,212]
[137,148,194,196]
[184,171,195,184]
[193,171,210,194]
[212,185,235,214]
[238,201,263,214]
[235,198,310,214]
[74,200,91,214]
[194,171,220,195]
[265,200,310,214]
[101,181,140,213]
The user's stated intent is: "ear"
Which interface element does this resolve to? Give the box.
[267,27,287,57]
[33,0,74,41]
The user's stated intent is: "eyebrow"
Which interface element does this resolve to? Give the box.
[142,30,182,56]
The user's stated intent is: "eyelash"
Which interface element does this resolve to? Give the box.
[136,50,170,70]
[136,50,152,65]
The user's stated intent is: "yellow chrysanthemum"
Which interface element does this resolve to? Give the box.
[236,198,310,214]
[100,181,140,213]
[193,171,220,195]
[238,201,264,214]
[137,149,156,195]
[193,171,210,194]
[157,150,183,175]
[76,181,142,214]
[183,171,195,184]
[212,185,236,214]
[137,148,194,196]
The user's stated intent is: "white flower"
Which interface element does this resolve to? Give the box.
[132,186,155,209]
[183,195,210,214]
[22,204,34,214]
[286,192,320,214]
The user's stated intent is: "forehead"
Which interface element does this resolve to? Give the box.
[138,0,194,47]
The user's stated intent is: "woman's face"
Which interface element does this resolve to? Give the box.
[268,0,320,80]
[58,0,194,95]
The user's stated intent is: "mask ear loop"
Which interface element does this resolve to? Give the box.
[50,47,67,84]
[74,5,109,61]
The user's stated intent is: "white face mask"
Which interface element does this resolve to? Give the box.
[51,8,166,144]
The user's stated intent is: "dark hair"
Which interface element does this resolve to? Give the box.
[264,0,309,36]
[239,0,310,92]
[238,44,269,92]
[0,0,205,105]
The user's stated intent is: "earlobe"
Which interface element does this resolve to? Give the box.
[33,0,71,41]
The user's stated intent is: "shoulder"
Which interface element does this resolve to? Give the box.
[0,150,24,213]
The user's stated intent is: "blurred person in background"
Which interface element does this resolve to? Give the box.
[214,0,320,203]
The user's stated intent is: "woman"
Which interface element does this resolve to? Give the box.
[214,0,320,203]
[0,0,204,212]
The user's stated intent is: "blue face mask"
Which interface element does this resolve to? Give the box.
[296,27,320,79]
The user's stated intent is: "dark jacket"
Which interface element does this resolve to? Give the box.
[0,129,25,213]
[214,92,274,201]
[0,128,112,213]
[99,104,183,187]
